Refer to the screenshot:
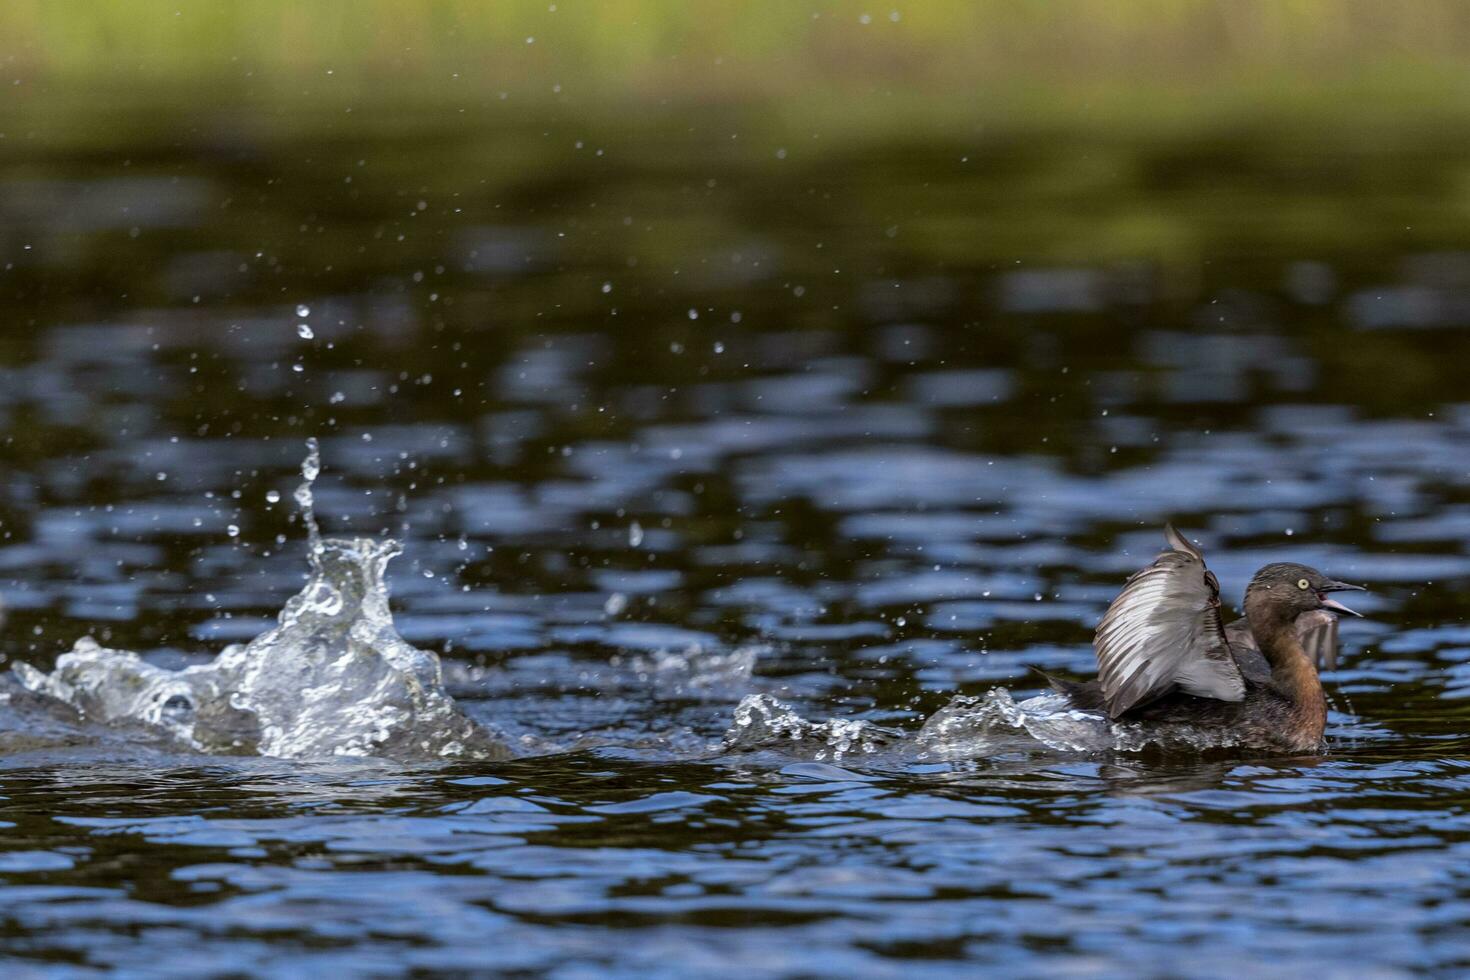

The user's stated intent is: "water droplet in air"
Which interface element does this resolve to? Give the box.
[300,443,321,483]
[296,438,324,560]
[265,490,281,504]
[604,592,628,616]
[227,524,241,538]
[628,521,644,547]
[295,304,310,318]
[297,323,314,339]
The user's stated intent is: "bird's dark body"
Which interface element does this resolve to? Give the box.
[1045,673,1323,754]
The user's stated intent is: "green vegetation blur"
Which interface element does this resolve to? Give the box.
[4,1,1470,328]
[6,2,1470,122]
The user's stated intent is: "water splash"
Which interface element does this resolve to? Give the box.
[916,690,1112,756]
[722,693,899,760]
[723,688,1267,763]
[916,689,1257,757]
[12,442,508,763]
[295,435,324,562]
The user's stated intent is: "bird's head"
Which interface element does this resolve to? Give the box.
[1244,562,1365,627]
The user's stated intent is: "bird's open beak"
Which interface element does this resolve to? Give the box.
[1318,580,1366,617]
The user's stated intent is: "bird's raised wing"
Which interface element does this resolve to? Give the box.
[1094,525,1245,718]
[1227,609,1341,673]
[1296,611,1341,671]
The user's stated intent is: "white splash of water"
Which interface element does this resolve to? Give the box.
[915,689,1255,757]
[916,690,1112,756]
[722,693,898,760]
[295,436,324,561]
[723,686,1259,764]
[12,442,507,763]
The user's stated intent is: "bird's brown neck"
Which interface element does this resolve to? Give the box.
[1250,614,1327,750]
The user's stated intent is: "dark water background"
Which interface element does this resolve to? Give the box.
[1,105,1470,976]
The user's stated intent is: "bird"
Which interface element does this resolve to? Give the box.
[1044,525,1365,754]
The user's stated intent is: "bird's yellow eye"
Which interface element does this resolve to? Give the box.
[1297,578,1310,590]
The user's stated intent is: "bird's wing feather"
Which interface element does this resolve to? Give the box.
[1226,611,1341,671]
[1094,527,1245,718]
[1164,523,1204,561]
[1294,609,1341,671]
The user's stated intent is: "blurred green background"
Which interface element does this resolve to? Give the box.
[6,2,1470,124]
[6,1,1470,114]
[5,1,1470,267]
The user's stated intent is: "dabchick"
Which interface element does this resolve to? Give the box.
[1046,525,1365,753]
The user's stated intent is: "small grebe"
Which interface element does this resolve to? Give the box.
[1048,525,1365,754]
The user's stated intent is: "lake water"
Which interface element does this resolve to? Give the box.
[0,111,1468,977]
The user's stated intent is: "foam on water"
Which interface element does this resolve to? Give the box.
[722,693,901,760]
[916,690,1115,755]
[11,443,509,763]
[725,688,1267,761]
